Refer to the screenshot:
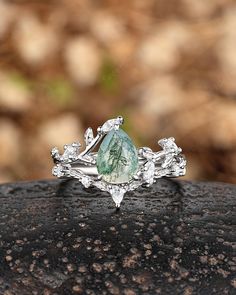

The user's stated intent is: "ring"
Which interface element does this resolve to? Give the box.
[51,116,186,208]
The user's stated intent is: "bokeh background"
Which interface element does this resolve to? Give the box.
[0,0,236,184]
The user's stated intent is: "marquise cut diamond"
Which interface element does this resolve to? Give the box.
[158,138,179,154]
[100,117,123,133]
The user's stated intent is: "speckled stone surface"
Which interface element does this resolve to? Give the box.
[0,179,235,295]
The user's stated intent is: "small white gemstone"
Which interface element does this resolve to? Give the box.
[138,147,154,160]
[51,147,59,156]
[143,161,155,184]
[100,117,123,133]
[81,176,92,188]
[158,138,178,153]
[109,186,125,207]
[61,145,79,161]
[52,164,64,177]
[84,127,94,146]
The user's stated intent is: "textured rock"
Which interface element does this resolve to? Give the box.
[0,179,235,294]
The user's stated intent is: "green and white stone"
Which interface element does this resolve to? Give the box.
[96,129,139,184]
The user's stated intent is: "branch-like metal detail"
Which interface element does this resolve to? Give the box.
[51,116,186,208]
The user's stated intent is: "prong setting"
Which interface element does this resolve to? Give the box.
[51,117,186,208]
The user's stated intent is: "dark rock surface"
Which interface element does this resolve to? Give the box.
[0,179,235,295]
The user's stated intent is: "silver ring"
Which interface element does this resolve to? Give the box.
[51,116,186,208]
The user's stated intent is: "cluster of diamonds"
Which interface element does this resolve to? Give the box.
[51,116,186,208]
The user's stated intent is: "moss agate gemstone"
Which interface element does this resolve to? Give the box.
[96,129,138,183]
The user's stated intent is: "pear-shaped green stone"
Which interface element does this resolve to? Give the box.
[96,129,139,183]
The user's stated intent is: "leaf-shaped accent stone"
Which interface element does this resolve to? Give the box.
[96,129,139,183]
[100,117,123,133]
[84,127,94,146]
[109,186,126,207]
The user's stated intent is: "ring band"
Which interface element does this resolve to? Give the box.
[51,116,186,208]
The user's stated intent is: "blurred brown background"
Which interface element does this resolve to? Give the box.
[0,0,236,184]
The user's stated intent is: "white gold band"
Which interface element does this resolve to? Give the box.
[51,116,186,208]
